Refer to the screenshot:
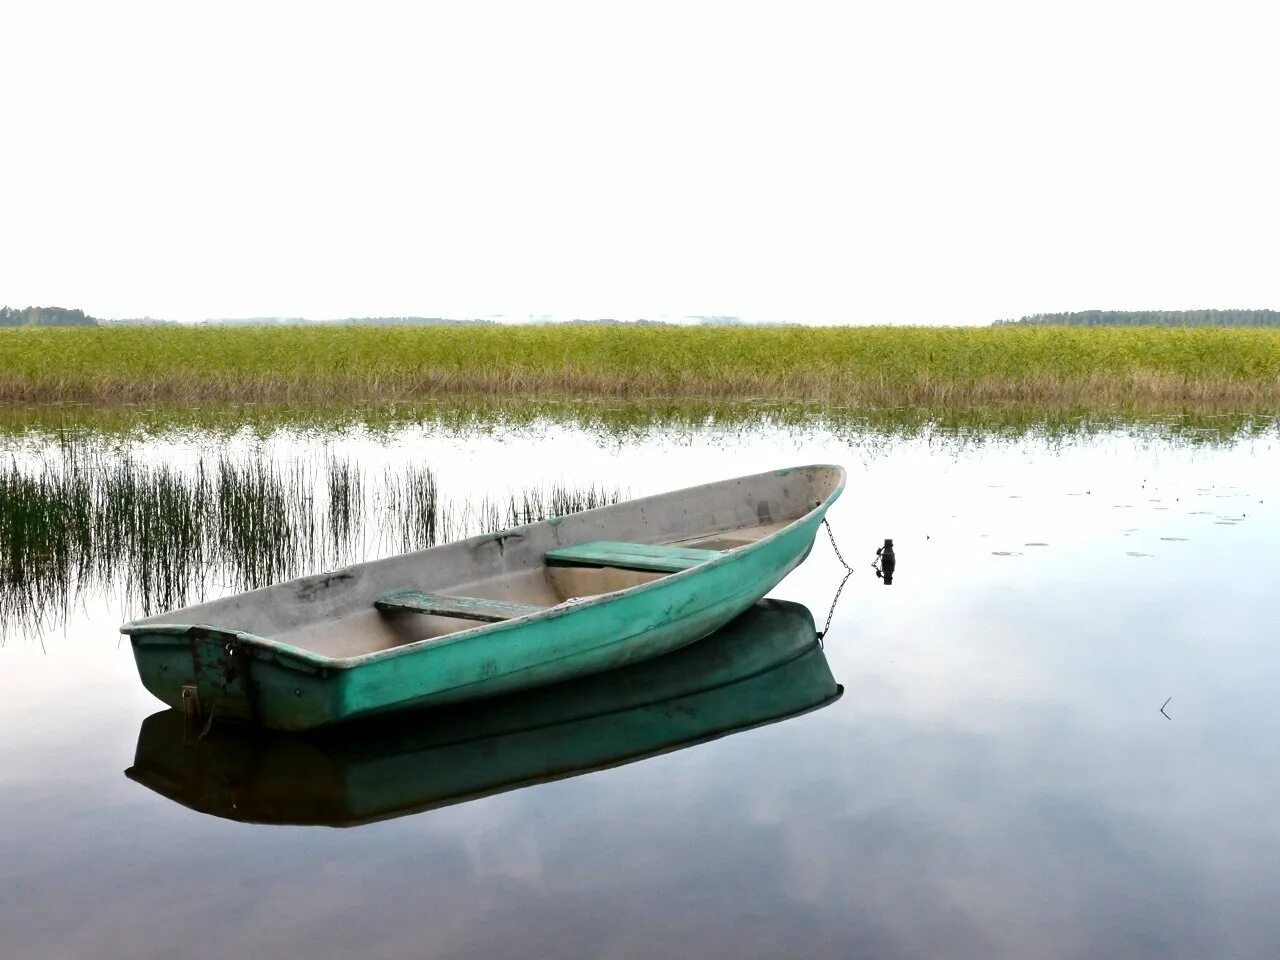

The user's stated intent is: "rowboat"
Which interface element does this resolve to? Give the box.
[122,464,846,730]
[126,599,841,826]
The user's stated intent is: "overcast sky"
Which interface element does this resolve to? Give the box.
[3,1,1277,324]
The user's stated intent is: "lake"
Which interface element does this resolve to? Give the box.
[2,404,1278,959]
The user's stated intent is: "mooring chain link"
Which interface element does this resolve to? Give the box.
[822,518,856,575]
[818,518,856,645]
[818,569,852,646]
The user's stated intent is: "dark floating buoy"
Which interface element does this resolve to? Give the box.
[874,538,896,586]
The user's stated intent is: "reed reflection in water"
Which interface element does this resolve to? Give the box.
[0,438,621,640]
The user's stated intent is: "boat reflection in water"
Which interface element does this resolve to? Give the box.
[126,599,841,827]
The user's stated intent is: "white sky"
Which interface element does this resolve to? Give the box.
[2,0,1277,325]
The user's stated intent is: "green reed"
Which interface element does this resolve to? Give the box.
[381,463,440,553]
[1,325,1278,409]
[0,441,623,641]
[2,397,1276,454]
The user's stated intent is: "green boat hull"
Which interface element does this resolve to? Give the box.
[126,599,842,826]
[125,465,846,730]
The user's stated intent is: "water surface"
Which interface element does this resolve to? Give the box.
[1,408,1278,959]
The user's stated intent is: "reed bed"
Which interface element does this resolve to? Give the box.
[0,439,623,638]
[2,325,1279,408]
[1,397,1275,451]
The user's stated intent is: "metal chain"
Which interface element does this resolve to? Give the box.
[823,518,856,574]
[818,519,856,644]
[818,569,852,646]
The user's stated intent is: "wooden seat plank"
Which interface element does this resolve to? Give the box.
[545,540,720,574]
[374,590,542,623]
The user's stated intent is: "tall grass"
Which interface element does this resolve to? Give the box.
[1,397,1275,450]
[2,325,1278,407]
[0,440,623,639]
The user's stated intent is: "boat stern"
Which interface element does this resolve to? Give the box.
[126,624,344,730]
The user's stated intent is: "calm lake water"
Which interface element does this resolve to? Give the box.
[2,407,1278,959]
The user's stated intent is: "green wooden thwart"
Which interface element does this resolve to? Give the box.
[375,591,541,623]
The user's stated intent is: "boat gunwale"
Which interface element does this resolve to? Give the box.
[120,463,847,671]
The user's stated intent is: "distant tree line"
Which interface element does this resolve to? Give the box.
[2,311,779,328]
[0,305,98,327]
[104,317,180,327]
[996,310,1280,328]
[336,316,494,326]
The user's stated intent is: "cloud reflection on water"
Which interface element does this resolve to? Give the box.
[0,411,1278,958]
